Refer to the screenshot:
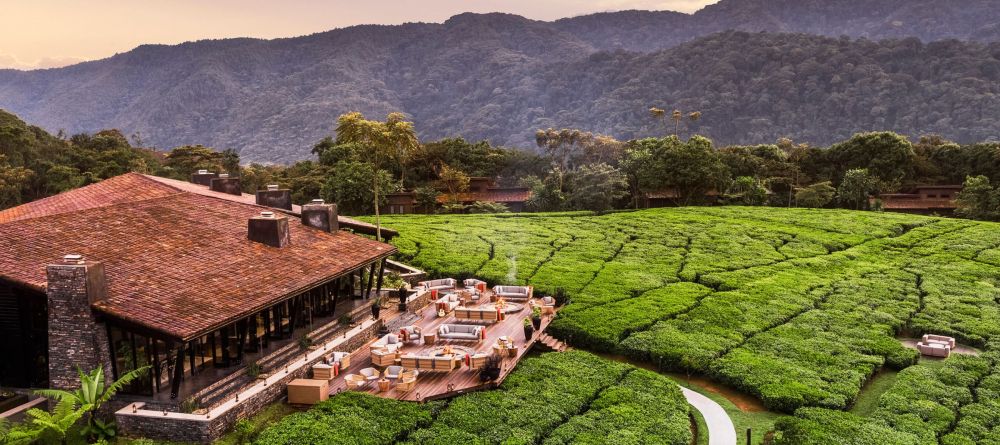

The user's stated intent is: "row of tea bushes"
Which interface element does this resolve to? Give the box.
[252,391,435,444]
[253,352,692,445]
[376,208,1000,412]
[774,350,998,444]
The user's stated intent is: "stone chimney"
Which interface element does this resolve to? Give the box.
[191,169,219,186]
[248,211,290,247]
[255,184,293,211]
[210,173,242,195]
[46,254,113,389]
[301,199,339,233]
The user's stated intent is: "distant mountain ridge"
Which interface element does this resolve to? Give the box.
[1,0,1000,162]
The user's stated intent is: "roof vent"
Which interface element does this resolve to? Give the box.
[210,175,242,195]
[302,199,339,233]
[248,212,290,247]
[63,254,85,264]
[255,185,292,210]
[191,170,219,186]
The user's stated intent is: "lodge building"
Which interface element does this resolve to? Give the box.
[0,172,398,408]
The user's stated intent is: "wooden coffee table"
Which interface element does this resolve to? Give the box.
[377,378,390,393]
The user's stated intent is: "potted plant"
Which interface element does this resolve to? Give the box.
[371,295,383,320]
[531,306,542,330]
[398,285,409,312]
[523,318,534,341]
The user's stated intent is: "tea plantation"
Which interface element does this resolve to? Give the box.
[253,351,691,445]
[372,207,1000,441]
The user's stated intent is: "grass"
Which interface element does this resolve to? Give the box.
[849,368,900,417]
[665,375,784,445]
[691,410,709,445]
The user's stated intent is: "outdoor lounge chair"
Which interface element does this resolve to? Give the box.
[359,367,380,381]
[397,325,422,343]
[344,374,367,390]
[434,293,461,313]
[399,369,419,380]
[371,333,404,353]
[383,365,404,379]
[396,376,417,392]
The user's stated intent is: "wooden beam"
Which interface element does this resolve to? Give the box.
[170,343,185,399]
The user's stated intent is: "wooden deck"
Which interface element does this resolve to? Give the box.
[325,294,556,402]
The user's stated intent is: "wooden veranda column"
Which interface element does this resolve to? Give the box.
[170,343,185,399]
[374,258,386,298]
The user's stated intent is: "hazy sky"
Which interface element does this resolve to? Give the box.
[0,0,716,70]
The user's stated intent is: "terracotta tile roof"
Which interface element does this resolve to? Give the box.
[0,174,177,223]
[436,188,532,204]
[0,173,396,341]
[139,175,396,238]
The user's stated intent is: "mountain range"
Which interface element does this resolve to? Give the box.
[1,0,1000,162]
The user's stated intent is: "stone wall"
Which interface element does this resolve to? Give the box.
[403,289,433,313]
[46,261,114,389]
[116,319,382,443]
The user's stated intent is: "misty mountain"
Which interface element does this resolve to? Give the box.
[1,0,999,162]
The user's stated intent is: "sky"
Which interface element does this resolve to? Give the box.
[0,0,717,70]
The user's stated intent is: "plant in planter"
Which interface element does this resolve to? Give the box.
[338,314,354,326]
[297,335,314,350]
[246,362,263,379]
[531,306,542,330]
[523,318,535,341]
[371,296,383,320]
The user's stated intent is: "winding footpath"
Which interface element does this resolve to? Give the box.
[681,386,738,445]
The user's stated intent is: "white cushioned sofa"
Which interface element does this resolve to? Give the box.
[492,285,533,301]
[437,324,483,341]
[419,278,457,292]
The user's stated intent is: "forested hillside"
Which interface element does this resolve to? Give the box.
[1,0,1000,162]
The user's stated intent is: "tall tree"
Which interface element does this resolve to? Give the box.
[837,168,876,210]
[568,163,629,211]
[334,112,418,241]
[955,175,1000,221]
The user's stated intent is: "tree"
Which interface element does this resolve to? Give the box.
[163,145,223,179]
[567,163,629,212]
[437,164,470,204]
[629,136,729,206]
[334,112,418,241]
[827,132,915,185]
[0,155,33,208]
[413,186,441,214]
[725,176,769,206]
[321,161,397,215]
[955,175,999,221]
[35,365,149,442]
[649,107,667,136]
[221,149,241,175]
[795,182,836,208]
[671,110,683,136]
[521,173,565,212]
[837,168,877,210]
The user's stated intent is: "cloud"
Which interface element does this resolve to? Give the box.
[0,53,84,70]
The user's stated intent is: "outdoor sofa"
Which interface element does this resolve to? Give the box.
[419,278,457,292]
[438,324,484,341]
[492,285,533,301]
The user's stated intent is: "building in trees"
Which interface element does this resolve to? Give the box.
[386,177,532,213]
[873,184,962,215]
[0,172,399,441]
